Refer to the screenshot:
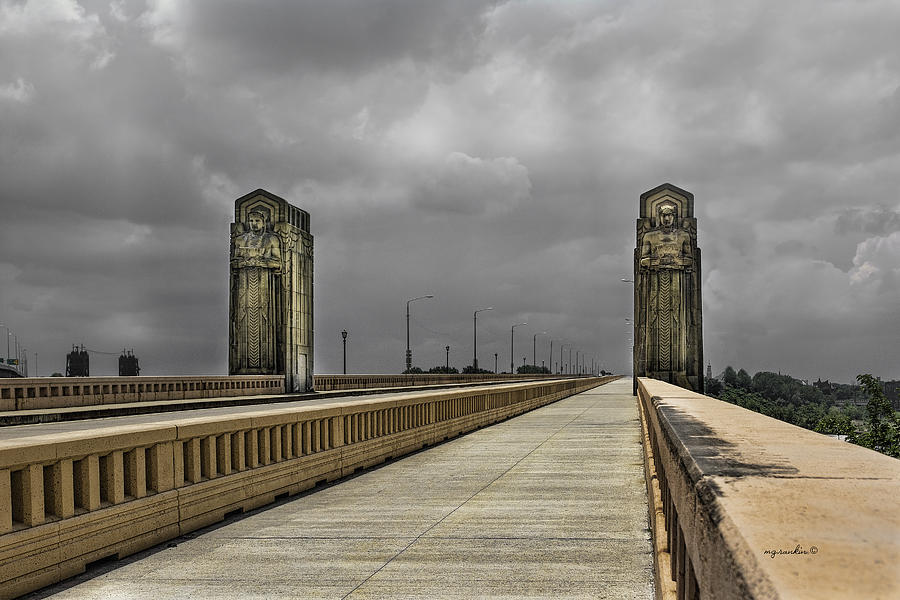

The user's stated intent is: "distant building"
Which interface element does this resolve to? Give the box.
[65,345,90,377]
[884,380,900,411]
[118,350,140,376]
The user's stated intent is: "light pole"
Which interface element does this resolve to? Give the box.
[549,339,553,375]
[406,294,434,372]
[494,353,498,374]
[623,278,636,394]
[341,330,348,374]
[560,344,567,375]
[510,322,527,374]
[576,350,580,375]
[473,307,493,371]
[533,331,546,367]
[445,345,450,371]
[0,322,8,363]
[568,347,572,374]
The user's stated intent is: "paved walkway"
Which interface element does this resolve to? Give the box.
[33,379,653,599]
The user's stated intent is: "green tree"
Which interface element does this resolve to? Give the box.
[848,374,900,458]
[736,368,752,389]
[517,364,550,374]
[815,411,854,436]
[723,366,737,387]
[705,377,723,397]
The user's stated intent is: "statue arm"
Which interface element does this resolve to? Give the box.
[639,238,653,267]
[261,236,282,268]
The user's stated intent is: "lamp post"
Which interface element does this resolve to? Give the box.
[445,345,450,371]
[510,322,527,374]
[494,353,498,374]
[406,294,434,372]
[473,307,493,371]
[560,344,567,375]
[532,331,546,367]
[341,330,348,374]
[576,350,580,375]
[623,278,636,394]
[568,347,572,375]
[0,322,8,363]
[549,339,553,375]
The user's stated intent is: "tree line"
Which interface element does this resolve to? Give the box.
[706,367,899,458]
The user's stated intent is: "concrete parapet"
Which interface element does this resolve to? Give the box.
[0,375,285,411]
[0,374,585,412]
[0,376,615,598]
[312,373,573,391]
[637,377,900,600]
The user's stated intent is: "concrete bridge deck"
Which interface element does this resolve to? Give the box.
[29,379,653,599]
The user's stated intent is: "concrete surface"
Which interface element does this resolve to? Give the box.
[639,377,900,599]
[29,379,653,599]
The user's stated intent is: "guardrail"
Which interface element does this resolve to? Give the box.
[0,376,614,598]
[0,373,587,411]
[637,377,900,600]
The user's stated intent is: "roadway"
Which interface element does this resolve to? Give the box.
[27,379,653,599]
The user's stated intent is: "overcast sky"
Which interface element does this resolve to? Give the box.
[1,0,898,383]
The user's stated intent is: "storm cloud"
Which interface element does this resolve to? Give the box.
[1,0,898,382]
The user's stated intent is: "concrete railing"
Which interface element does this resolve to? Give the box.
[0,376,285,411]
[637,378,900,600]
[313,373,575,391]
[0,373,588,412]
[0,376,614,598]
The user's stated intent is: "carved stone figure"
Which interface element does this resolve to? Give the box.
[229,190,314,392]
[633,184,703,393]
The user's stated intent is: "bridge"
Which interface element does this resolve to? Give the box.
[1,374,897,599]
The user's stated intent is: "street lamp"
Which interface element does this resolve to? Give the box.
[0,322,8,363]
[623,278,636,395]
[445,345,450,371]
[510,322,527,374]
[494,353,498,374]
[533,331,547,367]
[406,294,434,372]
[559,344,567,375]
[341,330,348,374]
[549,339,553,375]
[473,307,493,371]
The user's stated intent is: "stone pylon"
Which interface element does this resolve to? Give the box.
[633,183,703,393]
[229,189,313,392]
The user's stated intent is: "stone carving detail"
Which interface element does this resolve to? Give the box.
[229,190,314,392]
[633,184,703,393]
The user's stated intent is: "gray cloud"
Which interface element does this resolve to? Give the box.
[1,0,899,382]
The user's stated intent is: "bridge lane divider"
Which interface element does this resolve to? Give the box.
[0,376,616,599]
[0,376,587,426]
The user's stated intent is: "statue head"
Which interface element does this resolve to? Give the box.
[247,208,269,234]
[658,204,677,229]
